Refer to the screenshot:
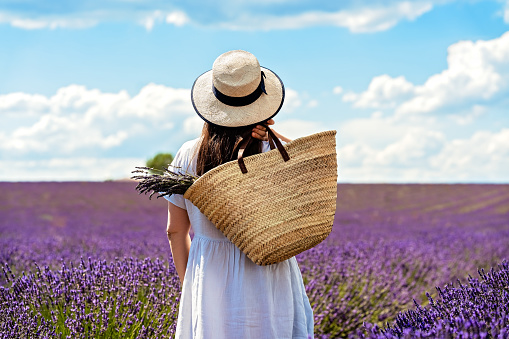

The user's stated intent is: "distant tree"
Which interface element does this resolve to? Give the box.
[146,153,174,171]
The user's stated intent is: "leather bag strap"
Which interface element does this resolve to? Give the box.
[265,125,290,162]
[236,133,253,174]
[268,133,276,150]
[237,125,290,174]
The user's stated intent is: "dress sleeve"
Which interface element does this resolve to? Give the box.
[261,137,287,153]
[164,147,188,210]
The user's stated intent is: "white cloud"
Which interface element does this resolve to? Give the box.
[338,113,438,154]
[335,31,509,181]
[2,80,507,182]
[118,83,191,119]
[307,100,318,108]
[430,128,509,181]
[49,85,131,116]
[183,115,205,135]
[337,126,509,183]
[505,0,509,23]
[166,11,189,27]
[281,89,319,111]
[0,92,50,114]
[3,1,431,33]
[366,129,446,167]
[0,12,98,30]
[219,1,433,32]
[140,10,189,31]
[448,105,486,125]
[338,143,374,167]
[0,157,145,181]
[2,1,508,33]
[0,84,329,181]
[2,114,129,153]
[282,88,302,113]
[273,119,327,140]
[343,75,415,108]
[0,84,193,156]
[341,92,358,103]
[0,9,189,31]
[140,10,164,31]
[12,18,96,30]
[339,114,423,146]
[395,32,509,116]
[333,86,343,95]
[343,31,509,122]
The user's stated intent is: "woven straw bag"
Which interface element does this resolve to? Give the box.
[183,127,338,265]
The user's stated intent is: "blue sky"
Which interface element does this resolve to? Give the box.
[0,0,508,182]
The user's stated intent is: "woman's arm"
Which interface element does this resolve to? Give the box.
[271,129,292,143]
[167,202,191,284]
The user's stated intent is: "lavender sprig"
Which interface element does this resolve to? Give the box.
[131,166,199,199]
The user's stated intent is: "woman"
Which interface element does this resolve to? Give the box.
[166,50,314,339]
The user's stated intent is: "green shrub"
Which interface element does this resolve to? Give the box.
[146,153,174,171]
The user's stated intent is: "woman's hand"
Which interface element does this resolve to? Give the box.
[251,119,292,143]
[251,119,275,141]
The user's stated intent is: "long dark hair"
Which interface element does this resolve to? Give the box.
[195,122,263,176]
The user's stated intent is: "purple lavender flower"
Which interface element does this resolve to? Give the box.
[1,182,508,337]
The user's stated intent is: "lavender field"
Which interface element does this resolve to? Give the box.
[1,182,508,338]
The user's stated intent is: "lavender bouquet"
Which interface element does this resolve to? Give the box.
[131,166,198,199]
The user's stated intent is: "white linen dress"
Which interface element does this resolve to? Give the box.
[166,137,314,339]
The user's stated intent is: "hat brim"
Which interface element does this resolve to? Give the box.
[191,67,285,127]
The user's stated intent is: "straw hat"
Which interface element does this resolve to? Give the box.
[191,50,285,127]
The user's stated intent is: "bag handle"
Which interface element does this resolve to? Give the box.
[237,125,290,174]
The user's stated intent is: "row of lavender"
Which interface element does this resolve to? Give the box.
[1,182,508,337]
[3,255,507,338]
